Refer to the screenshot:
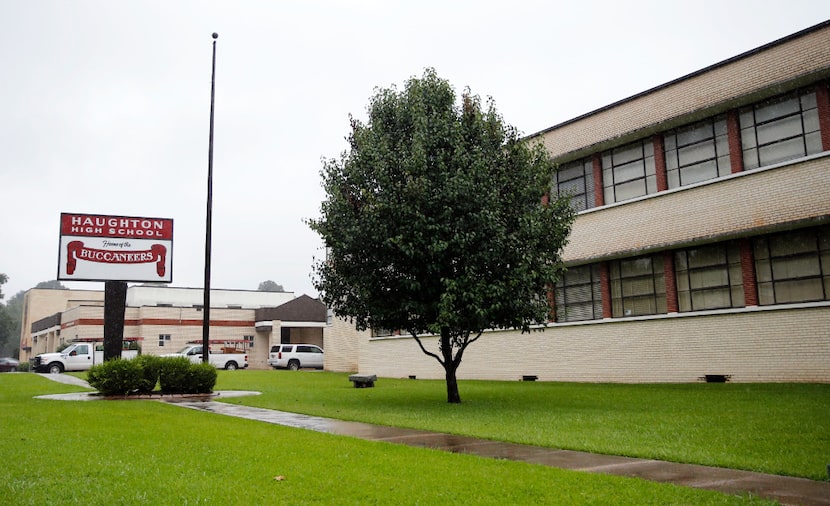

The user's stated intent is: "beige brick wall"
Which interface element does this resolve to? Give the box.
[563,154,830,263]
[324,316,367,372]
[537,25,830,159]
[357,304,830,383]
[20,288,104,361]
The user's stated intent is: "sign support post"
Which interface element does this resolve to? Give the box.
[103,280,127,361]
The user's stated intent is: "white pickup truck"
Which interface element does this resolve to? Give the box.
[164,345,248,370]
[32,343,139,374]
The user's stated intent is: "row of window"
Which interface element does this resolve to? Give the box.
[555,225,830,322]
[157,334,255,347]
[555,85,825,210]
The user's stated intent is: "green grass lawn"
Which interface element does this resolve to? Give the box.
[213,371,830,481]
[0,374,777,505]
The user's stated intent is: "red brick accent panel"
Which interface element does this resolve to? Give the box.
[727,109,744,173]
[592,154,604,207]
[653,134,668,192]
[816,81,830,151]
[600,261,612,319]
[548,286,556,323]
[663,250,678,313]
[740,239,758,306]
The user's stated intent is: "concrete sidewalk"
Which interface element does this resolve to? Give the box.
[36,375,830,505]
[170,398,830,506]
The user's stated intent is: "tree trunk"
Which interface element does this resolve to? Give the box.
[441,328,461,403]
[444,362,461,403]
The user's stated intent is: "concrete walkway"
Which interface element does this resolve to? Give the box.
[36,374,830,505]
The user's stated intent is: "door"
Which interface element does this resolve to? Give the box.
[65,344,92,370]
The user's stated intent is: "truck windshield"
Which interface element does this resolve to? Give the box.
[176,346,199,355]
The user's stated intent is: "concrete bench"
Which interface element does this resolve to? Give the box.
[348,374,377,388]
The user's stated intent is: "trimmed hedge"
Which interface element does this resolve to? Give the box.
[87,358,142,396]
[87,356,217,396]
[132,355,163,394]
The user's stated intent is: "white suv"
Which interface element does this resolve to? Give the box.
[268,344,324,370]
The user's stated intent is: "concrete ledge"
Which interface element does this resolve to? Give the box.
[348,374,377,388]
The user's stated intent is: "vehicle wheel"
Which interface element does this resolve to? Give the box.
[225,361,238,370]
[288,360,300,371]
[48,363,64,374]
[10,367,16,373]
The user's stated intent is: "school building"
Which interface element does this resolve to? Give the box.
[325,20,830,382]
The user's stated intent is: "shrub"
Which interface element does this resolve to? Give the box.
[187,362,218,394]
[158,357,193,394]
[86,356,217,396]
[132,355,162,394]
[87,359,143,396]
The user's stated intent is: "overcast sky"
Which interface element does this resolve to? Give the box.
[1,1,829,300]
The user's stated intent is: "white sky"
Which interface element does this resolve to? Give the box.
[1,1,829,300]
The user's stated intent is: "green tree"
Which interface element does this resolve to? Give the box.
[0,274,19,356]
[34,280,67,290]
[0,305,14,357]
[309,69,574,403]
[257,280,285,292]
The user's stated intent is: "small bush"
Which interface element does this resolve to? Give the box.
[87,359,143,396]
[132,355,162,394]
[158,357,193,394]
[187,362,218,394]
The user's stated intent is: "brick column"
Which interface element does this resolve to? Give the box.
[600,261,612,318]
[740,239,758,306]
[592,154,604,207]
[816,81,830,151]
[653,134,668,192]
[727,109,744,174]
[663,250,678,313]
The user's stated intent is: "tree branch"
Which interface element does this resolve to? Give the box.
[410,331,444,366]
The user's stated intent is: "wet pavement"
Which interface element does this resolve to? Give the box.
[36,374,830,505]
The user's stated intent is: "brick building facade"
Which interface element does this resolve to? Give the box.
[325,21,830,382]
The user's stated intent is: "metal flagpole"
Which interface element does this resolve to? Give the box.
[203,32,218,362]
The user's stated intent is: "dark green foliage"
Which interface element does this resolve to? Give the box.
[187,362,218,394]
[158,357,216,394]
[132,355,162,394]
[158,356,191,393]
[87,356,216,395]
[87,359,143,396]
[309,69,575,403]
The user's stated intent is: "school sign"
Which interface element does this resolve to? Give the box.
[57,212,174,283]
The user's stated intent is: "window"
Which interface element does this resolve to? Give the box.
[602,139,656,204]
[665,115,730,188]
[554,158,594,212]
[740,89,822,170]
[371,327,394,337]
[675,242,744,311]
[754,226,830,305]
[555,264,602,321]
[243,335,254,348]
[158,334,171,347]
[610,255,666,317]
